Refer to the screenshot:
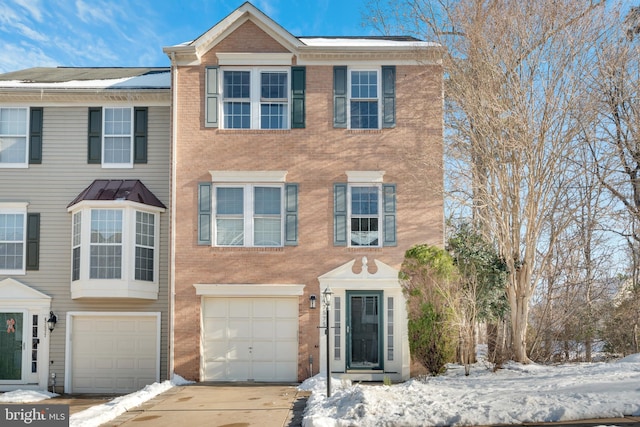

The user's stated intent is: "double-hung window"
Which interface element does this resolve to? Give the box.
[334,172,397,247]
[350,186,380,246]
[0,107,28,166]
[350,70,379,129]
[0,206,26,273]
[222,68,289,129]
[103,107,133,167]
[215,185,283,246]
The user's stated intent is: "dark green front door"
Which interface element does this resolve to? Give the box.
[346,291,383,370]
[0,312,23,380]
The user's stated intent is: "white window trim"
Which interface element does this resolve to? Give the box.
[220,67,290,130]
[213,183,285,247]
[210,170,287,183]
[102,106,133,169]
[68,201,163,299]
[348,68,382,130]
[348,183,383,248]
[0,202,28,275]
[0,107,29,168]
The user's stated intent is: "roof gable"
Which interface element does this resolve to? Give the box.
[167,2,302,64]
[0,278,51,301]
[319,257,400,289]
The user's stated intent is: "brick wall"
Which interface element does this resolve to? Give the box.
[172,22,443,381]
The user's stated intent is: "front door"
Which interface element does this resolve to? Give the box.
[0,312,23,380]
[346,291,383,370]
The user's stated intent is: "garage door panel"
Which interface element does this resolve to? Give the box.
[276,341,297,359]
[202,297,298,382]
[72,315,159,394]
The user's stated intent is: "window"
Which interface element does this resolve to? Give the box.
[71,206,160,284]
[103,107,133,166]
[222,68,289,129]
[0,209,25,273]
[87,107,147,167]
[333,66,396,129]
[0,107,27,166]
[334,178,396,247]
[350,71,379,129]
[215,185,283,246]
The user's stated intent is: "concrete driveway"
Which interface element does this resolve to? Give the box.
[97,383,309,427]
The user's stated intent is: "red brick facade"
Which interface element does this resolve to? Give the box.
[170,14,443,382]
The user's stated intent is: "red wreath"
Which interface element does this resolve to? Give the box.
[6,318,15,333]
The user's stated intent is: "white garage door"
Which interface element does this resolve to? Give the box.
[71,315,159,393]
[202,297,298,382]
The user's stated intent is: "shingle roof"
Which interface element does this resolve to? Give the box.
[68,180,166,209]
[0,67,169,83]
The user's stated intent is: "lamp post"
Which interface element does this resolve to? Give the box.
[322,287,333,398]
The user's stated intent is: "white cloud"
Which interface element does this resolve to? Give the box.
[0,43,58,73]
[13,0,45,23]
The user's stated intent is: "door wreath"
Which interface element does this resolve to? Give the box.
[6,318,15,333]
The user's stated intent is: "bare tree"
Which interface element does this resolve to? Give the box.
[365,0,608,362]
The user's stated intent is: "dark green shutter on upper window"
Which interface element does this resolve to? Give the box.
[291,67,306,129]
[334,183,348,246]
[284,183,299,245]
[26,213,40,271]
[87,107,102,164]
[333,66,347,128]
[205,67,219,128]
[198,182,212,245]
[383,183,397,246]
[134,107,148,163]
[382,66,396,128]
[29,108,43,164]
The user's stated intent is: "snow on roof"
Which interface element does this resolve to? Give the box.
[299,37,440,48]
[0,69,170,90]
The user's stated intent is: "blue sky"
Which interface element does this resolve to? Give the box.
[0,0,377,74]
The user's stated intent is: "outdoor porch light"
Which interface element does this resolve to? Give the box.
[322,286,333,397]
[47,311,57,333]
[309,294,317,309]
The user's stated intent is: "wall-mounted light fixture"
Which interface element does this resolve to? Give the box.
[47,311,57,333]
[309,294,317,309]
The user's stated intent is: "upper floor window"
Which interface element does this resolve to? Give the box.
[350,186,380,246]
[215,184,282,246]
[333,66,396,130]
[221,68,289,130]
[0,202,38,274]
[198,171,299,247]
[350,71,379,129]
[71,206,158,283]
[0,108,27,167]
[87,107,148,168]
[0,206,26,273]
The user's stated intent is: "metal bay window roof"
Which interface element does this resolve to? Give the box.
[67,179,166,209]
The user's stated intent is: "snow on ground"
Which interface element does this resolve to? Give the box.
[2,353,639,427]
[300,352,640,427]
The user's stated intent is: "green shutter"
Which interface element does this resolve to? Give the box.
[29,108,43,164]
[291,67,306,129]
[333,66,347,128]
[198,182,212,245]
[383,183,397,246]
[87,107,102,164]
[134,107,148,163]
[205,67,219,128]
[284,183,299,245]
[382,66,396,128]
[334,183,347,246]
[26,213,40,271]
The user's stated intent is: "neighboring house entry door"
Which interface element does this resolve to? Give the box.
[0,312,23,380]
[346,291,383,370]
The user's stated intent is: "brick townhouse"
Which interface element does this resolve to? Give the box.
[163,2,444,383]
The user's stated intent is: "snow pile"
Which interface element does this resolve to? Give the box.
[300,356,640,426]
[0,389,58,403]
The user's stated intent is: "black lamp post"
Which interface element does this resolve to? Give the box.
[322,286,333,398]
[47,311,57,333]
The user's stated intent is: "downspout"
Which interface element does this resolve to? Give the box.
[169,51,178,379]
